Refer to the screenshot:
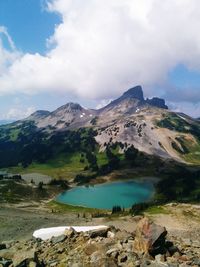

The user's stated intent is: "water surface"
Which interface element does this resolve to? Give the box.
[56,179,155,209]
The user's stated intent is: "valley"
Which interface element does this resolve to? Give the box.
[0,86,200,266]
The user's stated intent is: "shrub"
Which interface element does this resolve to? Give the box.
[112,205,122,214]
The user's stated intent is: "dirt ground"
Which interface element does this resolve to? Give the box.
[1,202,200,242]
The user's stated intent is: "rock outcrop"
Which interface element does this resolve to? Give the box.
[121,86,145,101]
[146,97,168,109]
[133,217,167,256]
[0,217,200,266]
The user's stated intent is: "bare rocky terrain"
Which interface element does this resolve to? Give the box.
[0,203,200,266]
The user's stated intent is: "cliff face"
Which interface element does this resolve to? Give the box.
[146,97,168,109]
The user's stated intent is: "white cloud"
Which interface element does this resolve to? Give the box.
[0,26,16,50]
[0,0,200,105]
[0,27,20,77]
[168,101,200,118]
[96,99,112,110]
[5,106,36,120]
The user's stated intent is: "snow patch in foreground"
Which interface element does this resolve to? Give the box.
[33,225,108,240]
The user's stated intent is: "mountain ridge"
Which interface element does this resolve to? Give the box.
[27,86,168,123]
[0,85,199,166]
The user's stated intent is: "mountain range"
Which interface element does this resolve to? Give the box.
[25,85,168,131]
[0,120,15,126]
[22,85,200,162]
[0,85,200,169]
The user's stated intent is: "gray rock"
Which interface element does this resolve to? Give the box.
[28,261,37,267]
[106,248,119,256]
[182,239,192,246]
[107,231,115,239]
[12,249,36,267]
[167,245,179,256]
[90,251,104,263]
[0,259,12,267]
[51,234,67,244]
[155,254,165,263]
[192,257,200,265]
[179,264,190,267]
[64,227,77,238]
[88,227,108,238]
[106,248,119,259]
[118,253,128,263]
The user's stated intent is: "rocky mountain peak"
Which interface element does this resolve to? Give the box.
[64,102,82,110]
[146,97,168,109]
[56,102,83,113]
[122,85,144,101]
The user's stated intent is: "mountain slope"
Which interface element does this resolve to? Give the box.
[25,103,97,130]
[0,85,199,167]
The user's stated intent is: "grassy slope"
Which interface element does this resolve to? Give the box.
[6,151,111,180]
[7,153,90,180]
[157,113,200,165]
[182,141,200,165]
[48,200,104,214]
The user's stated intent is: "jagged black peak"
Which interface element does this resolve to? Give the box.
[29,85,168,120]
[99,85,145,111]
[146,97,168,109]
[122,85,144,101]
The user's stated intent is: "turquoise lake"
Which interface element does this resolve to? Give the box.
[56,180,155,209]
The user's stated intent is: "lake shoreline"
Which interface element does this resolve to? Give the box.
[56,177,157,210]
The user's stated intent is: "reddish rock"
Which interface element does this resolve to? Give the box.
[133,217,167,255]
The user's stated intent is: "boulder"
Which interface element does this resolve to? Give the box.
[106,248,119,257]
[88,227,108,238]
[51,234,67,244]
[90,251,105,264]
[64,227,77,238]
[0,249,15,259]
[0,244,6,250]
[133,217,167,256]
[12,249,37,267]
[107,231,115,239]
[0,259,12,267]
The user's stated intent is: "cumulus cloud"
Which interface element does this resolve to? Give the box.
[168,101,200,118]
[0,0,200,104]
[0,27,20,78]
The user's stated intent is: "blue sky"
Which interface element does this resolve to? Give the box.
[0,0,60,53]
[0,0,200,119]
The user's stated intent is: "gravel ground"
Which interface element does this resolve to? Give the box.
[0,206,80,242]
[1,202,200,244]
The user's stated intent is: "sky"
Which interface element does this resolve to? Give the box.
[0,0,200,120]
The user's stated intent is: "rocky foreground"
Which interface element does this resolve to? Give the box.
[0,217,200,267]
